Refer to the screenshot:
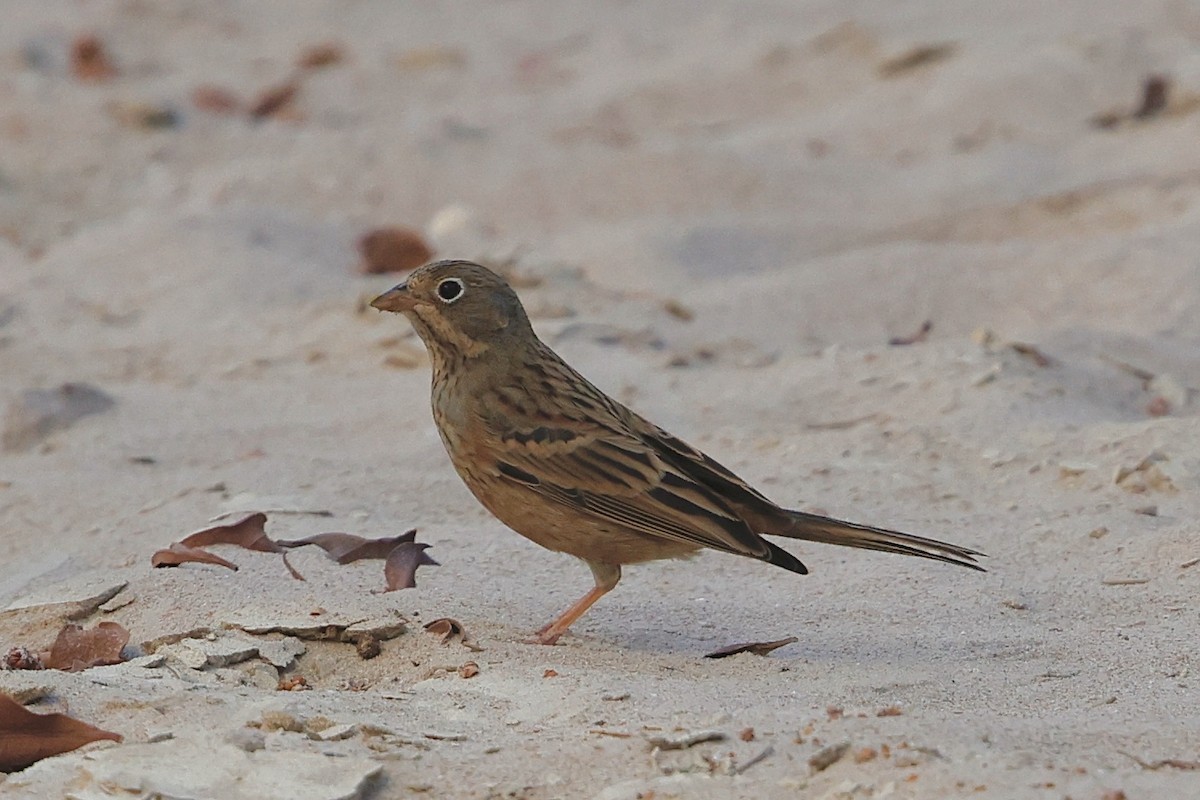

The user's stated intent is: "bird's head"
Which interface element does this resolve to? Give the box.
[370,260,532,360]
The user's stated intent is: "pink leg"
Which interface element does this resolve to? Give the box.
[527,561,621,645]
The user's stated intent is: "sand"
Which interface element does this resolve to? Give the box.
[1,2,1198,798]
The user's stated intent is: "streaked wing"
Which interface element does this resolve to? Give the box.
[488,418,773,561]
[631,417,779,512]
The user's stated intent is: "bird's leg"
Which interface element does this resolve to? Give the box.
[528,561,621,645]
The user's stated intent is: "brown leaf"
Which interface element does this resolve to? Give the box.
[0,694,121,771]
[70,35,117,82]
[424,617,465,641]
[1010,342,1053,367]
[383,542,439,591]
[878,43,956,78]
[150,542,239,572]
[45,622,130,672]
[155,513,303,579]
[357,227,434,274]
[704,636,798,659]
[298,42,344,69]
[249,81,300,120]
[279,529,418,564]
[888,320,932,346]
[1133,75,1170,120]
[180,513,281,552]
[423,617,483,651]
[192,85,240,114]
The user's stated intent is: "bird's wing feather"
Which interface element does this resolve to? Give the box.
[489,418,773,560]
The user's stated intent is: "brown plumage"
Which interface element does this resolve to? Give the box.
[372,260,985,645]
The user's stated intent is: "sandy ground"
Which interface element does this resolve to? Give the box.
[2,2,1200,798]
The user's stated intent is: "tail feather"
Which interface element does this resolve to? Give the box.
[775,511,986,571]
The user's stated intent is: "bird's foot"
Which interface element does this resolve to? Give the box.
[524,623,566,646]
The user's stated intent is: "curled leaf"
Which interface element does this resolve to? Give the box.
[151,542,239,572]
[423,618,482,651]
[704,636,798,659]
[279,529,418,564]
[180,513,282,553]
[46,622,130,672]
[0,694,121,771]
[153,513,303,579]
[383,542,439,591]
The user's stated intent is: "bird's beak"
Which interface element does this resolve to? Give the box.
[370,282,416,313]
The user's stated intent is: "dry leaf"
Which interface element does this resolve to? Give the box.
[384,542,439,591]
[192,85,240,114]
[423,617,483,651]
[878,43,956,78]
[0,694,121,771]
[250,81,299,119]
[1133,75,1170,119]
[298,42,344,69]
[357,227,434,274]
[279,529,417,564]
[154,513,303,579]
[45,622,130,672]
[70,34,117,82]
[888,320,932,346]
[180,513,281,552]
[1010,342,1053,367]
[704,636,798,659]
[150,541,239,572]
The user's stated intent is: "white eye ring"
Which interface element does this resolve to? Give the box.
[435,277,465,304]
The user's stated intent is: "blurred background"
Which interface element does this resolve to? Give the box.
[3,1,1200,341]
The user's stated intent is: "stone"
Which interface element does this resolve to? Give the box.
[224,609,406,643]
[4,576,127,617]
[40,740,382,800]
[256,636,306,669]
[310,723,357,742]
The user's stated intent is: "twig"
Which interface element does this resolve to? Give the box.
[1121,751,1200,771]
[806,413,883,431]
[736,745,775,775]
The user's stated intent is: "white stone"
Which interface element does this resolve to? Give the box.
[53,740,381,800]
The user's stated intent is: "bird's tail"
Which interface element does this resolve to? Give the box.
[774,510,986,571]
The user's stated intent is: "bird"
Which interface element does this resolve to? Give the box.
[371,260,985,645]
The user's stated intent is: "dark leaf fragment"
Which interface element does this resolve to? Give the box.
[424,618,483,651]
[278,529,417,564]
[704,636,798,659]
[150,542,239,572]
[0,695,121,771]
[180,512,281,552]
[383,542,439,591]
[888,320,932,346]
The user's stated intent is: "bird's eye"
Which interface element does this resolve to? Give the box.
[436,278,464,303]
